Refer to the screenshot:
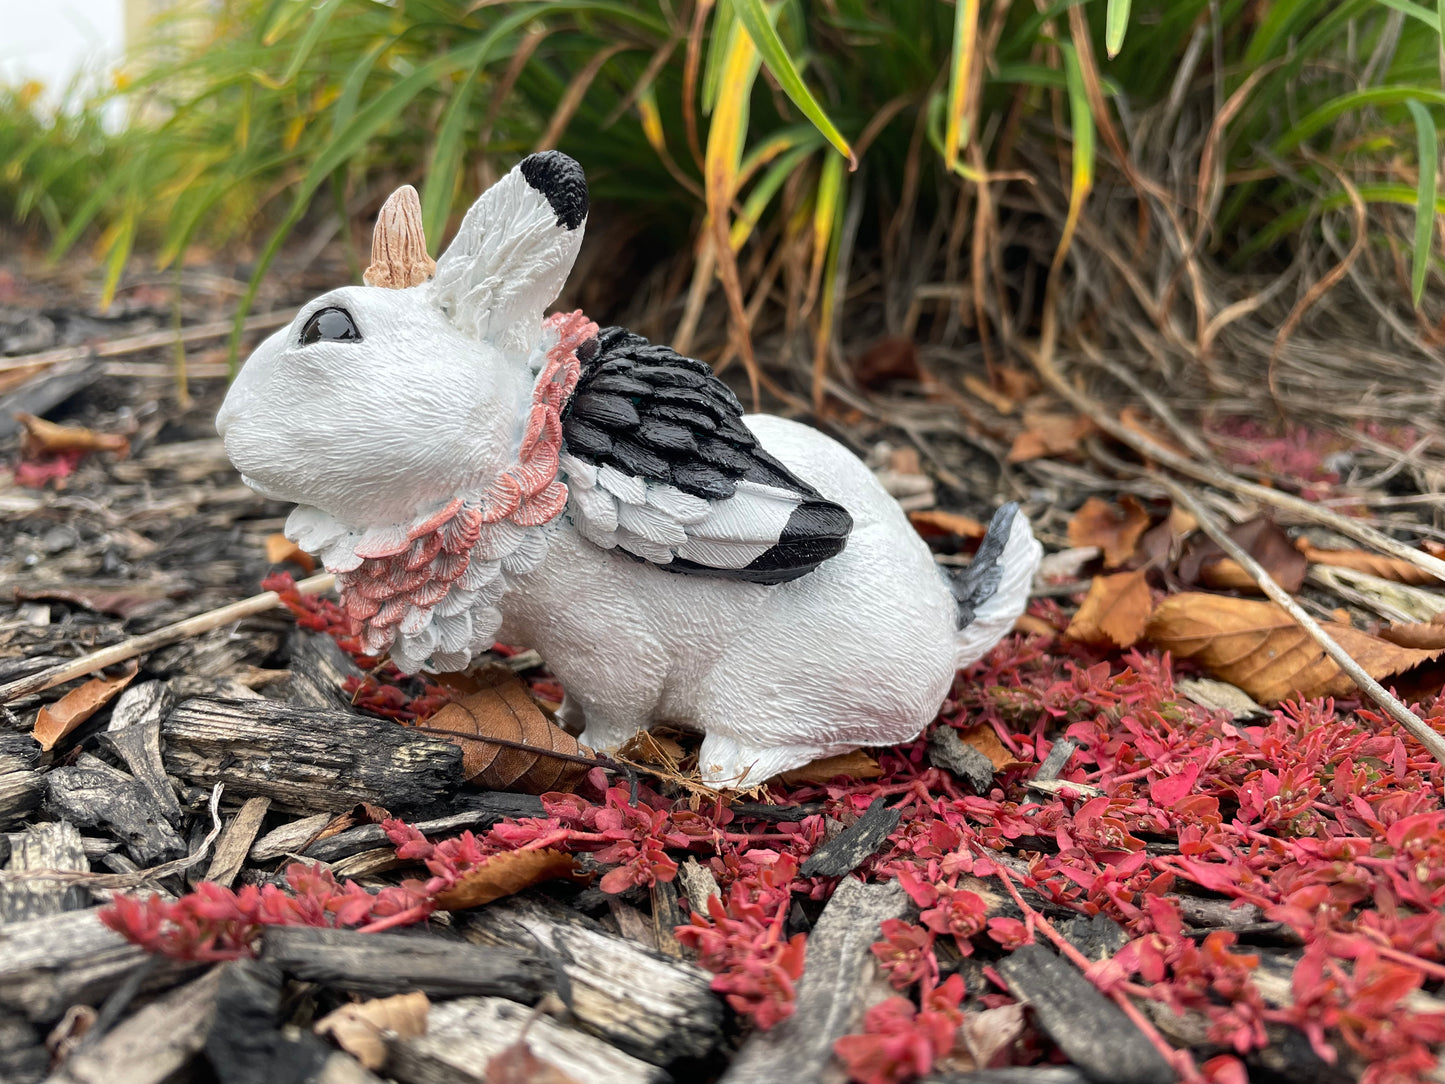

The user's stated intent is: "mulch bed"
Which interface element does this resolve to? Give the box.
[3,256,1445,1084]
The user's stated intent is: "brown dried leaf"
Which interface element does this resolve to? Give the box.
[909,509,987,541]
[1067,496,1152,568]
[433,848,585,910]
[17,413,130,460]
[487,1039,583,1084]
[1146,593,1443,704]
[1065,570,1153,648]
[1006,411,1095,463]
[32,661,138,751]
[1178,515,1306,594]
[423,666,593,793]
[1296,540,1438,586]
[1376,622,1445,651]
[852,336,922,389]
[265,533,316,573]
[778,750,883,784]
[957,723,1029,773]
[315,991,429,1070]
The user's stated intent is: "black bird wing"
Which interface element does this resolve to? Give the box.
[558,327,852,584]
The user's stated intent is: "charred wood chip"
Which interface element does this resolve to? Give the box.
[800,796,902,877]
[46,755,186,865]
[996,943,1174,1084]
[204,797,272,888]
[161,698,461,812]
[0,772,43,831]
[302,801,541,863]
[285,631,364,712]
[0,1012,47,1084]
[50,968,223,1084]
[727,801,823,823]
[249,812,332,864]
[722,879,912,1084]
[106,680,174,735]
[927,727,995,793]
[0,733,42,774]
[1033,738,1079,784]
[1057,913,1130,963]
[0,820,89,922]
[261,926,548,1001]
[98,720,183,827]
[206,959,334,1084]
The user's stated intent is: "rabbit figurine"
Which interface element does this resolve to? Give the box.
[217,152,1042,786]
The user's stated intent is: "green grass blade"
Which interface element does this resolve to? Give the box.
[726,0,855,167]
[1105,0,1131,57]
[1407,98,1438,306]
[278,0,347,85]
[1053,42,1095,274]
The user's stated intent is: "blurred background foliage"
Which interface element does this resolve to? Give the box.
[2,0,1444,407]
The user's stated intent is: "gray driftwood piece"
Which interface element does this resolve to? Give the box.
[0,1011,47,1084]
[928,726,996,792]
[722,878,911,1084]
[162,698,462,811]
[0,820,89,922]
[301,799,544,864]
[0,733,42,831]
[50,967,223,1084]
[997,944,1174,1084]
[466,894,722,1064]
[98,715,183,826]
[801,796,902,877]
[261,926,548,1001]
[387,997,668,1084]
[204,796,271,887]
[46,755,186,864]
[0,907,193,1021]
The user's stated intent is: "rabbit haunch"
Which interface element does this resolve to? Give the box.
[217,151,1044,784]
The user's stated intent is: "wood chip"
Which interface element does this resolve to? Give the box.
[203,797,272,887]
[800,796,902,877]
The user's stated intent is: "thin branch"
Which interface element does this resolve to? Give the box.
[0,310,296,374]
[0,573,336,704]
[1163,480,1445,770]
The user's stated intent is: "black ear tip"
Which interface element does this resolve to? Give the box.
[519,151,589,231]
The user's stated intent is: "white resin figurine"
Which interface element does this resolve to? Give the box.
[217,152,1043,786]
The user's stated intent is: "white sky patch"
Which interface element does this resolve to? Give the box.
[0,0,125,102]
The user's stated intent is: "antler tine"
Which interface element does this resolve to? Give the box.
[364,185,436,289]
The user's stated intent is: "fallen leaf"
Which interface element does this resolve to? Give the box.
[423,665,593,793]
[1065,570,1153,648]
[909,509,987,541]
[1174,678,1268,720]
[957,723,1029,773]
[994,367,1038,401]
[1067,497,1152,568]
[852,336,922,389]
[963,373,1016,414]
[486,1039,583,1084]
[16,413,130,460]
[433,848,585,910]
[1296,540,1437,586]
[1006,411,1095,463]
[1376,622,1445,651]
[265,533,316,573]
[1146,593,1442,703]
[1013,613,1060,638]
[315,991,429,1070]
[1178,515,1306,594]
[32,661,139,751]
[942,1002,1028,1072]
[778,750,883,784]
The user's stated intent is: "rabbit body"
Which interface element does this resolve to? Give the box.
[218,153,1041,785]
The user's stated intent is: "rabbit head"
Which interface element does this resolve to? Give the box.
[217,152,589,529]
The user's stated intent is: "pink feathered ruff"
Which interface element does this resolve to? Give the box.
[337,311,597,655]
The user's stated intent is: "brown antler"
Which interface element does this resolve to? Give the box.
[363,185,436,289]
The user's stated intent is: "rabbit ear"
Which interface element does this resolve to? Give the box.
[364,185,436,289]
[432,151,588,354]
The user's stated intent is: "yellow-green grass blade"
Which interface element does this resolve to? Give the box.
[1105,0,1131,58]
[731,139,820,250]
[943,0,979,172]
[1275,86,1445,154]
[1407,98,1438,307]
[1053,42,1095,276]
[727,0,854,167]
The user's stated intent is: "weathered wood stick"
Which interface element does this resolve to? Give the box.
[0,309,297,375]
[261,926,548,1001]
[0,573,335,705]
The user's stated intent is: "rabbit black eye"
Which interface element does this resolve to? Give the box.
[300,307,362,346]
